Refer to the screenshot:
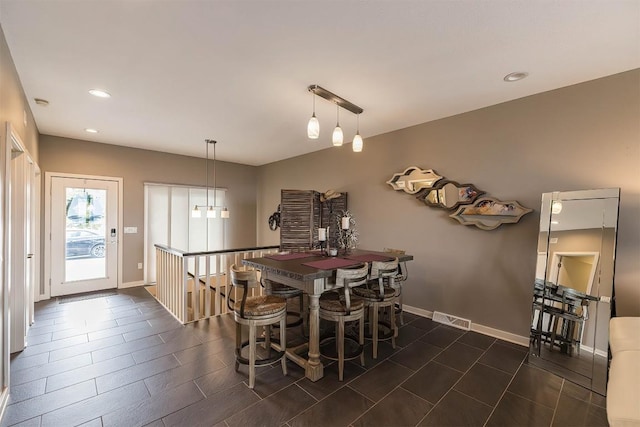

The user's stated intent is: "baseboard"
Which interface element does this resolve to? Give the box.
[119,280,145,289]
[403,305,434,319]
[579,344,608,358]
[403,304,529,348]
[471,323,529,347]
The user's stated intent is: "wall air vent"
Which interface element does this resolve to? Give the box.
[432,311,472,331]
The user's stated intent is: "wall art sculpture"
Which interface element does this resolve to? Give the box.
[387,167,531,230]
[386,166,443,194]
[419,180,485,210]
[449,197,533,230]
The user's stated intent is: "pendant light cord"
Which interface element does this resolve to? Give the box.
[205,140,209,210]
[213,140,217,208]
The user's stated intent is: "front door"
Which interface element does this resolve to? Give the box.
[50,177,118,296]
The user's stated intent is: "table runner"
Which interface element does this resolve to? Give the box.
[264,252,316,261]
[345,253,394,262]
[302,258,363,270]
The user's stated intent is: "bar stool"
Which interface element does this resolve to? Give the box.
[319,263,369,381]
[353,258,399,359]
[263,279,305,330]
[229,264,287,389]
[384,248,408,325]
[547,287,591,356]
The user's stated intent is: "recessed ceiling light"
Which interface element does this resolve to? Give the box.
[34,98,49,106]
[85,128,99,133]
[89,89,111,98]
[503,72,529,82]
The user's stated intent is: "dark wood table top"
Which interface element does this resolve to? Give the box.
[242,249,413,282]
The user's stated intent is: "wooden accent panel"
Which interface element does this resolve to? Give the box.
[280,190,320,251]
[280,189,347,251]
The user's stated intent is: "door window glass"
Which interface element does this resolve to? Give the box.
[65,188,107,282]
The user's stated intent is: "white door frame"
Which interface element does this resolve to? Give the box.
[44,172,123,299]
[548,251,600,295]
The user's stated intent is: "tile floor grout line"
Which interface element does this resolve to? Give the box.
[481,357,529,427]
[412,338,491,427]
[281,382,325,426]
[549,379,565,426]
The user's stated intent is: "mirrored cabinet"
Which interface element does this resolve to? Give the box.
[528,188,620,396]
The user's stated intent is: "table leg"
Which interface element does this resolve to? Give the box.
[305,293,324,381]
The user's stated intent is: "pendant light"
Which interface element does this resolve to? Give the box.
[307,85,363,150]
[332,105,343,146]
[211,140,230,219]
[352,114,363,152]
[191,139,230,219]
[307,93,319,139]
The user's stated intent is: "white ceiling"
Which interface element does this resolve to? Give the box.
[1,1,638,166]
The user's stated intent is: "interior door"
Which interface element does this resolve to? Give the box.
[50,177,118,296]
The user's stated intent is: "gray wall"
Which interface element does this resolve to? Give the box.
[38,136,258,283]
[1,24,39,388]
[256,69,640,339]
[0,25,39,161]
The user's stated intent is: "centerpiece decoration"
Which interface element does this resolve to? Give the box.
[335,210,358,254]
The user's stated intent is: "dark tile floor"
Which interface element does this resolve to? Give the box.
[2,287,608,427]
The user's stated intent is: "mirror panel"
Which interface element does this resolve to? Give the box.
[529,188,620,396]
[386,166,443,194]
[418,180,485,209]
[449,197,532,230]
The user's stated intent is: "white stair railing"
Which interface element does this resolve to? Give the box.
[154,244,280,324]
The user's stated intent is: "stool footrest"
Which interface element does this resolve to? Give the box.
[319,335,364,361]
[235,338,286,367]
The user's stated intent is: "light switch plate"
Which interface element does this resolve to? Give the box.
[124,227,137,234]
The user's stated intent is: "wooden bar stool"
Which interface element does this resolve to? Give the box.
[353,258,399,359]
[319,263,368,381]
[384,248,408,325]
[229,264,287,389]
[263,279,305,330]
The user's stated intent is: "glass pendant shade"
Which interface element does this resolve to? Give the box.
[221,207,230,219]
[307,114,319,139]
[192,206,201,218]
[352,132,363,152]
[206,207,216,218]
[332,125,343,146]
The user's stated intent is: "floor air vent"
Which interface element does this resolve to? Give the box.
[58,290,117,304]
[432,311,472,331]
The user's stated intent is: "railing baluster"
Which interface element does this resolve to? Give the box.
[154,244,279,324]
[204,254,211,318]
[192,255,200,322]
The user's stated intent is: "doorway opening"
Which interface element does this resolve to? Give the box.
[45,173,123,297]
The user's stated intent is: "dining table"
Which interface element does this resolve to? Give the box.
[242,248,413,381]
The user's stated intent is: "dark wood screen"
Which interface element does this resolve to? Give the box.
[280,190,347,251]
